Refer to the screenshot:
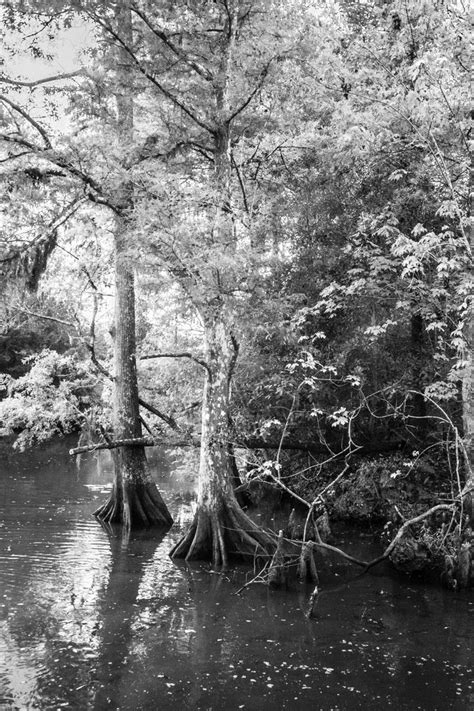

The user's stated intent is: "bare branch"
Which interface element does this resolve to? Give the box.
[12,307,77,328]
[0,134,116,212]
[131,5,213,82]
[231,152,249,212]
[0,95,52,148]
[69,434,199,456]
[0,150,33,164]
[86,10,214,134]
[48,153,116,209]
[0,70,87,88]
[70,437,155,455]
[140,351,211,375]
[227,58,273,123]
[0,196,86,264]
[308,540,369,567]
[138,397,179,431]
[363,503,456,572]
[0,132,42,152]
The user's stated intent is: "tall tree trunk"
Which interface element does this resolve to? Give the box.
[172,1,274,561]
[95,0,172,530]
[95,228,172,528]
[170,307,274,566]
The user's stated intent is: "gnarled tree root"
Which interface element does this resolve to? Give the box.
[170,500,276,567]
[94,480,173,529]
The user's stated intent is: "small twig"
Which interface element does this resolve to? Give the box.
[0,94,52,148]
[234,561,270,595]
[13,307,77,329]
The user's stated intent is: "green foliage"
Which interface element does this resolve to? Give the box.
[0,349,96,448]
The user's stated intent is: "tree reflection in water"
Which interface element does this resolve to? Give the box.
[0,438,472,710]
[92,525,166,710]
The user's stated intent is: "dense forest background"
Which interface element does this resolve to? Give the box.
[0,0,472,586]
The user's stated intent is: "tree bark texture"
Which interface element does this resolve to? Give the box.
[170,308,275,565]
[171,2,274,561]
[95,0,172,530]
[95,231,172,529]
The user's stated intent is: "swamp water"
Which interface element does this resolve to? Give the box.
[0,437,472,711]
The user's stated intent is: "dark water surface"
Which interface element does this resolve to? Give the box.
[0,438,472,710]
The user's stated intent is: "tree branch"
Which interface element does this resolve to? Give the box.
[140,351,210,374]
[69,434,199,456]
[227,58,273,123]
[49,153,118,211]
[86,10,214,134]
[0,132,42,152]
[70,437,155,455]
[131,4,213,82]
[138,397,179,430]
[231,152,249,212]
[0,70,86,88]
[0,150,33,164]
[0,95,52,148]
[12,307,76,328]
[0,134,117,212]
[237,437,402,456]
[363,503,456,572]
[0,196,86,264]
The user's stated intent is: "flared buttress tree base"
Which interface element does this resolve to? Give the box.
[94,479,173,529]
[170,499,276,568]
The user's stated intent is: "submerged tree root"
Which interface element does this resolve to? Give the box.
[268,530,288,588]
[94,480,173,529]
[298,541,319,583]
[170,500,276,567]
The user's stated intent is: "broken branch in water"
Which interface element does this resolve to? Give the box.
[69,436,197,455]
[362,502,456,572]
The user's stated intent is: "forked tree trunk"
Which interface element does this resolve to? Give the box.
[94,231,173,529]
[170,309,274,566]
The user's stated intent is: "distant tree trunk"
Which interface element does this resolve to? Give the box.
[170,306,274,565]
[94,0,172,530]
[410,311,428,435]
[460,160,473,528]
[461,295,473,527]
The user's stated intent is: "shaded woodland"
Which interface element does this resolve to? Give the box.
[0,0,472,589]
